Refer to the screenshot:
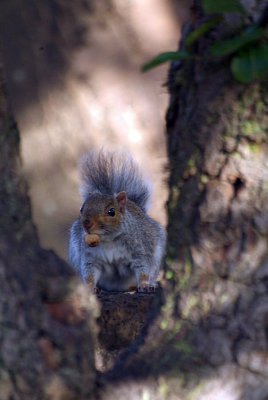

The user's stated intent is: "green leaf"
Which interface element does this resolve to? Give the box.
[141,51,191,72]
[203,0,245,14]
[210,27,265,57]
[185,16,222,47]
[231,44,268,83]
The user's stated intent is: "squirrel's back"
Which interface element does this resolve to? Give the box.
[80,150,151,212]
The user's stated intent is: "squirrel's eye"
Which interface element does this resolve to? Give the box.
[107,208,115,217]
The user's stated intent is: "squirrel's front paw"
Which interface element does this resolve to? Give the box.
[146,285,157,293]
[137,285,156,293]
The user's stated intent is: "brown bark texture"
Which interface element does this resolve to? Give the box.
[0,67,97,399]
[165,0,268,397]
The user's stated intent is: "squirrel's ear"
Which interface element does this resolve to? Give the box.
[116,191,127,213]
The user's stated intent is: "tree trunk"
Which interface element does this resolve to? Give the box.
[165,0,268,397]
[0,66,97,399]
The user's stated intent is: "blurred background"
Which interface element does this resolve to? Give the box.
[1,0,189,259]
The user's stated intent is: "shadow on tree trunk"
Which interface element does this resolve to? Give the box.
[0,66,98,399]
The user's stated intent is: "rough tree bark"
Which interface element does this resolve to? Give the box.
[0,66,97,399]
[165,0,268,397]
[166,0,268,381]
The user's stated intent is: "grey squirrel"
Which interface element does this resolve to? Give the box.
[68,150,166,292]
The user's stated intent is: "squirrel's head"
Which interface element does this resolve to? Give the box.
[80,191,127,237]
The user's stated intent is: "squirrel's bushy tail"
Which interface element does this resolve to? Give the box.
[80,150,151,212]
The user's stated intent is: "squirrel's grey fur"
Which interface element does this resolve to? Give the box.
[69,150,166,291]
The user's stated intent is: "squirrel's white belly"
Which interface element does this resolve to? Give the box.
[93,241,135,291]
[96,241,127,264]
